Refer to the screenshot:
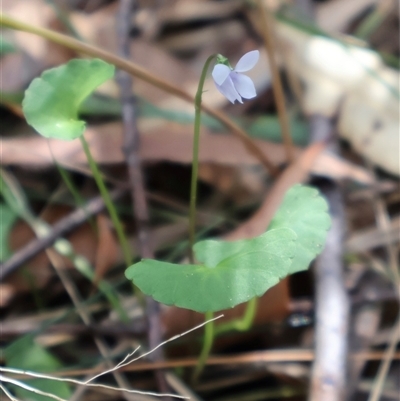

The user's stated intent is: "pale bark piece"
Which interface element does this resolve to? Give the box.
[275,21,400,176]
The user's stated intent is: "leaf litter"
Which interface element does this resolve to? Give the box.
[1,1,399,400]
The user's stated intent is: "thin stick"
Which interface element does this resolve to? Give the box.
[309,116,349,401]
[0,188,125,279]
[85,314,223,383]
[0,315,223,386]
[0,383,20,401]
[367,312,400,401]
[256,0,295,162]
[4,349,399,378]
[0,375,67,401]
[116,0,165,391]
[0,373,186,399]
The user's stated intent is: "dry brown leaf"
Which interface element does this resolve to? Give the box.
[199,163,265,204]
[71,4,198,104]
[225,142,327,241]
[0,122,290,167]
[0,122,373,185]
[157,0,243,24]
[71,2,119,51]
[316,0,379,32]
[346,216,400,253]
[158,20,247,54]
[1,0,73,93]
[0,284,16,307]
[312,151,374,184]
[5,0,55,60]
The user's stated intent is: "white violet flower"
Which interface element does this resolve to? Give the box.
[212,50,259,104]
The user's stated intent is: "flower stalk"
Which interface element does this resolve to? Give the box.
[80,135,132,266]
[189,54,216,263]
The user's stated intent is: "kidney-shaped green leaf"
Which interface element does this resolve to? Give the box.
[125,185,331,312]
[126,227,297,312]
[268,184,331,274]
[23,58,115,140]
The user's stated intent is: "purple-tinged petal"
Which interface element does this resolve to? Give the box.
[231,73,257,99]
[234,50,260,72]
[212,64,231,85]
[215,75,242,104]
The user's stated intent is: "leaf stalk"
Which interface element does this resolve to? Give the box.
[79,135,132,266]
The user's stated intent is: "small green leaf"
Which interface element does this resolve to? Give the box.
[268,184,331,274]
[5,337,71,401]
[23,58,115,140]
[126,228,297,312]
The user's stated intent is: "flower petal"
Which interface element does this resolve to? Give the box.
[212,64,231,85]
[215,75,242,104]
[231,73,257,99]
[234,50,260,72]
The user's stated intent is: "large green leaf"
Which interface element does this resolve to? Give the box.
[126,228,297,312]
[5,337,71,401]
[125,185,330,312]
[23,58,115,140]
[268,184,330,274]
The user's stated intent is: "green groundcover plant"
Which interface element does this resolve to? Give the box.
[126,184,330,312]
[1,10,334,398]
[22,57,331,314]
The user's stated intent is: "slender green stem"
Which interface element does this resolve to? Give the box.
[192,311,214,382]
[192,299,257,381]
[214,297,258,335]
[188,54,216,263]
[79,135,132,266]
[188,55,217,383]
[54,163,97,232]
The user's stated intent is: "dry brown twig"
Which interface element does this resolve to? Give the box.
[307,114,349,401]
[256,0,295,162]
[115,0,167,394]
[0,315,223,401]
[0,188,125,280]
